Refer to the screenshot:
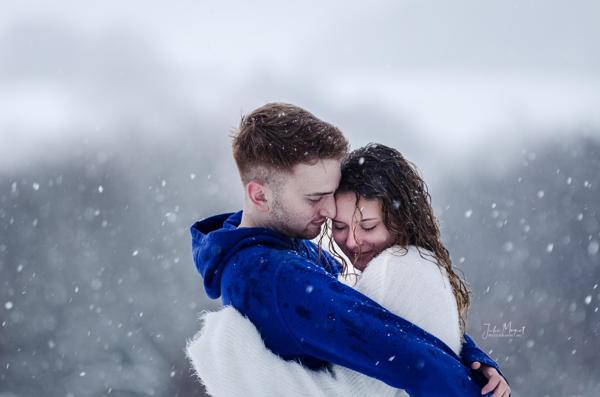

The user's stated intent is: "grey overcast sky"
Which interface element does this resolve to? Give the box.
[1,0,599,170]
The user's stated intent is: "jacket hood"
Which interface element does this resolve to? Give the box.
[190,211,297,299]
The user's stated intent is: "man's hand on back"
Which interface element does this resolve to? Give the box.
[471,361,511,397]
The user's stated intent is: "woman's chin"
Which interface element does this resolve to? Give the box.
[352,257,371,272]
[340,249,374,272]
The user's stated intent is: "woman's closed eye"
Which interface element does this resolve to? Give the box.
[333,223,376,231]
[332,223,347,230]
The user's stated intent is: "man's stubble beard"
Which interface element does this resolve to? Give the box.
[270,196,319,240]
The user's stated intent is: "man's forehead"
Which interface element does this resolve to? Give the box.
[289,159,341,192]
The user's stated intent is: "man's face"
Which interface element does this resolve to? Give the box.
[268,159,341,239]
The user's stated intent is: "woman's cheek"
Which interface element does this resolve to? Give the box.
[332,230,348,251]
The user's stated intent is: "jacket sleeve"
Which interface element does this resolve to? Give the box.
[272,256,492,397]
[461,334,509,385]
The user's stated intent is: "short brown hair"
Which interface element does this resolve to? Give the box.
[232,103,349,184]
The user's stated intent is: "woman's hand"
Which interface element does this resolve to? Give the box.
[471,361,511,397]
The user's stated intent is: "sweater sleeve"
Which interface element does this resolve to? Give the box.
[272,256,491,397]
[186,306,356,397]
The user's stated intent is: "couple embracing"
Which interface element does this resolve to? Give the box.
[187,103,511,396]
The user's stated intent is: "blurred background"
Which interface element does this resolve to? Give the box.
[1,1,599,396]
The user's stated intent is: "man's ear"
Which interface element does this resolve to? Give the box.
[246,180,271,212]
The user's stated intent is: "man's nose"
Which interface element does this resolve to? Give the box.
[319,195,336,219]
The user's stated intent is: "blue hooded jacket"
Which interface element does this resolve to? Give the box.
[191,211,504,396]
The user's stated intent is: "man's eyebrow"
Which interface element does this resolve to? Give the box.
[305,191,335,196]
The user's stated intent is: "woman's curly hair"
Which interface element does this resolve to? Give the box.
[324,143,471,334]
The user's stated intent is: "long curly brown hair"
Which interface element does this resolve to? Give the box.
[324,143,471,334]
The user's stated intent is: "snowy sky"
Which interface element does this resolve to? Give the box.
[1,0,599,170]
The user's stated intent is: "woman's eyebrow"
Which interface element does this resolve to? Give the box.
[360,217,378,222]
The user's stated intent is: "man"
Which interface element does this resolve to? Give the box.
[190,103,510,396]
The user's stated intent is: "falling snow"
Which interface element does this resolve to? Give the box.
[588,241,599,256]
[1,85,599,397]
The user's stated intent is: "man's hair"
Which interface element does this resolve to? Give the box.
[232,103,349,184]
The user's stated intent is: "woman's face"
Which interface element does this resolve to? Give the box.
[332,192,394,271]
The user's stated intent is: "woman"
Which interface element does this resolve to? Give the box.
[187,144,510,397]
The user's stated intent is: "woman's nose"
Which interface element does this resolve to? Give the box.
[346,229,360,250]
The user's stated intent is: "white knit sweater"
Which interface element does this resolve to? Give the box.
[186,246,462,397]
